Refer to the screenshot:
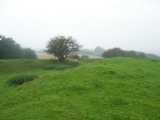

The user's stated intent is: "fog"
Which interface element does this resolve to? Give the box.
[0,0,160,55]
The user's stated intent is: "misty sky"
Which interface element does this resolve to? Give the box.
[0,0,160,55]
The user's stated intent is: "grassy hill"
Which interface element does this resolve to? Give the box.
[0,58,160,119]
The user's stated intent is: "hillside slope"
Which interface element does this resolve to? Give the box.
[0,58,160,119]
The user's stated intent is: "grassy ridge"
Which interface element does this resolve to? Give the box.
[0,58,160,119]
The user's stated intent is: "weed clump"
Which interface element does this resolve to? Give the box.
[108,97,128,107]
[7,74,38,86]
[108,70,116,74]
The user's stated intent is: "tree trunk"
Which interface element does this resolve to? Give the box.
[58,56,65,62]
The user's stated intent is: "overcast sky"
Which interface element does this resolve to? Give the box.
[0,0,160,55]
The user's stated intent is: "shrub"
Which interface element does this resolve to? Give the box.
[7,74,38,86]
[67,54,80,60]
[72,54,80,60]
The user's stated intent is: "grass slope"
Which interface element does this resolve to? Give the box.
[0,58,160,119]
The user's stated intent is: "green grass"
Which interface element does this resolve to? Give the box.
[0,58,160,119]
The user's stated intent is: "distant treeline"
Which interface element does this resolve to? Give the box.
[102,48,159,59]
[1,35,159,59]
[146,53,160,59]
[77,46,106,56]
[78,47,159,59]
[102,48,147,58]
[0,35,37,59]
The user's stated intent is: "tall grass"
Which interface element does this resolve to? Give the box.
[7,74,38,86]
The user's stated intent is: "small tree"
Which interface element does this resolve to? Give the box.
[46,35,82,62]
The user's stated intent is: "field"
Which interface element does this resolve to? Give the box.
[0,57,160,119]
[36,52,102,59]
[36,52,56,59]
